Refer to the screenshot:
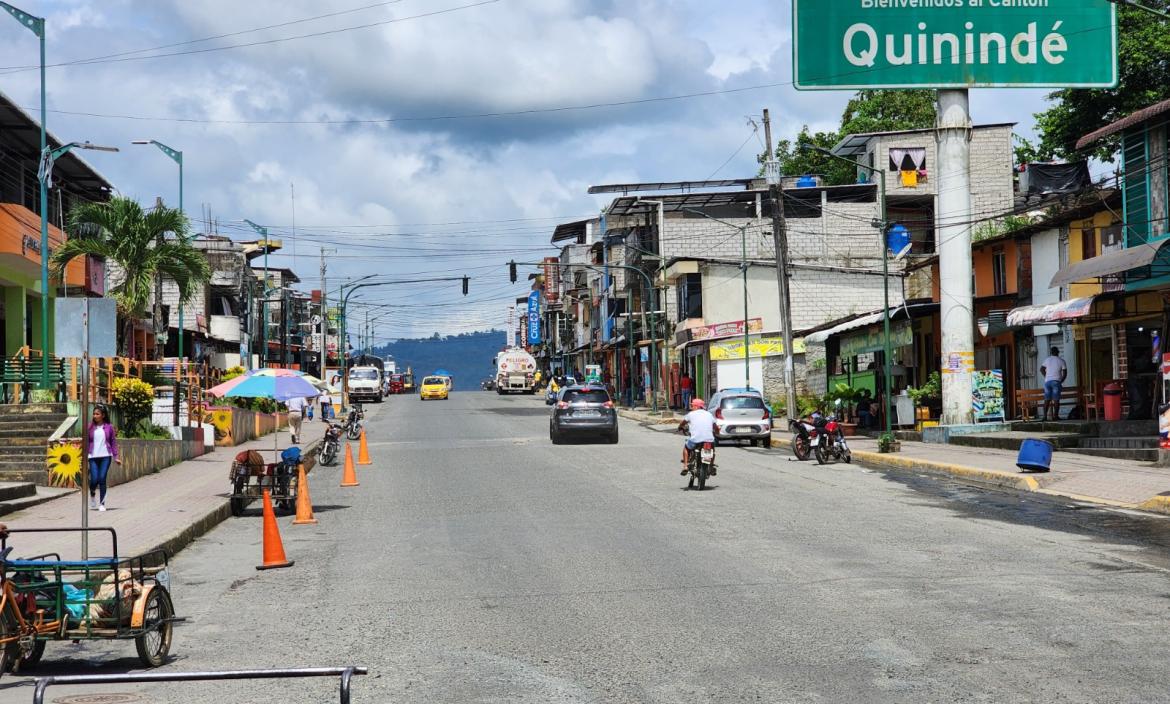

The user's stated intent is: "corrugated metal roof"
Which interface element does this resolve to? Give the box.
[1076,98,1170,151]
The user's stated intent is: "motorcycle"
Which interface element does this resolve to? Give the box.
[344,405,365,441]
[811,403,851,465]
[678,422,716,491]
[788,418,814,460]
[318,423,342,466]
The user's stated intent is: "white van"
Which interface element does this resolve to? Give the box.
[348,366,383,404]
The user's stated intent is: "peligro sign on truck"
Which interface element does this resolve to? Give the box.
[793,0,1117,89]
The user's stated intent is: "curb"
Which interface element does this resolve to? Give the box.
[769,436,1052,493]
[618,409,677,425]
[1137,495,1170,516]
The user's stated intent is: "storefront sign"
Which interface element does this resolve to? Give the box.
[793,0,1118,90]
[543,257,560,304]
[709,334,808,360]
[839,322,913,357]
[527,291,543,345]
[506,307,516,348]
[972,369,1005,422]
[691,318,764,342]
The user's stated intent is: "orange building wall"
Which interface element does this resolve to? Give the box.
[0,203,85,287]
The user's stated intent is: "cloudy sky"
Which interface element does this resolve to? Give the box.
[0,0,1050,340]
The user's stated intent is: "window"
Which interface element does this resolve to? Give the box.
[889,148,927,189]
[563,389,610,404]
[676,273,702,322]
[992,248,1008,296]
[720,396,766,410]
[1081,226,1098,261]
[350,369,379,380]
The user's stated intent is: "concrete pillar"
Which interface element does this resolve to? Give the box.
[3,287,25,356]
[937,90,975,426]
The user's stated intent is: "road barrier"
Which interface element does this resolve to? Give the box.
[33,666,368,704]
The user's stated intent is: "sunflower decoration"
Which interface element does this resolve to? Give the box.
[209,409,234,442]
[47,440,83,488]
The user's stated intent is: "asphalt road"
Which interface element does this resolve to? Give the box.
[6,391,1170,703]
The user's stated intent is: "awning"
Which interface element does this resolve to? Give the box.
[1006,297,1095,327]
[804,302,937,344]
[1049,241,1170,288]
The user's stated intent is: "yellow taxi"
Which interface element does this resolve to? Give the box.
[419,375,450,401]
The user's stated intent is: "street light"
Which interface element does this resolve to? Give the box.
[37,141,119,387]
[132,139,184,425]
[803,144,894,441]
[683,207,756,392]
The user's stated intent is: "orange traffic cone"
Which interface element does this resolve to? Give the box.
[340,443,360,487]
[292,462,318,526]
[357,429,372,465]
[256,489,294,570]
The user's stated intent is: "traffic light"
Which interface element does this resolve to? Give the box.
[462,276,469,296]
[509,261,517,283]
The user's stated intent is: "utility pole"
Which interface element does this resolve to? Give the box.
[763,109,799,421]
[319,248,335,378]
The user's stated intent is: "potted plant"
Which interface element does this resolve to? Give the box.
[907,371,942,423]
[827,382,862,435]
[878,431,900,453]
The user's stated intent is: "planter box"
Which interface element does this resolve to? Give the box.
[839,422,858,437]
[45,437,184,489]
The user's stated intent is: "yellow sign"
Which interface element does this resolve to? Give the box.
[709,335,806,360]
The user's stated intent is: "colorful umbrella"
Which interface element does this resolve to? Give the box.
[206,369,322,400]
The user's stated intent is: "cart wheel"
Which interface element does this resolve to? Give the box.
[0,612,16,677]
[135,588,174,668]
[230,477,248,517]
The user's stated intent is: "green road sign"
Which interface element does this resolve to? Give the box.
[793,0,1117,90]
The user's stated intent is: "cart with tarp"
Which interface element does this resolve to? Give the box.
[0,527,178,677]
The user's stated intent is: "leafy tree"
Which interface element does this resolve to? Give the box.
[1034,3,1170,160]
[51,196,211,358]
[766,90,937,185]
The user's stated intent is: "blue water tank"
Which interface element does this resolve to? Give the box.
[1016,439,1053,473]
[796,175,817,188]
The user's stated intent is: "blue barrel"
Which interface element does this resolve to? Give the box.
[1017,439,1053,473]
[796,175,817,188]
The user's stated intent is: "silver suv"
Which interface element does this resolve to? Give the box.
[709,389,772,447]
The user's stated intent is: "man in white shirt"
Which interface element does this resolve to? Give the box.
[285,396,307,444]
[1041,346,1068,421]
[318,390,333,423]
[679,398,717,476]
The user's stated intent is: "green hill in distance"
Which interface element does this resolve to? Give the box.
[373,330,508,391]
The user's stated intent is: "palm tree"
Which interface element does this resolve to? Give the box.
[51,196,211,358]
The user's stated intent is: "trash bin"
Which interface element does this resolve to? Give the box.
[1103,383,1124,422]
[1017,438,1054,473]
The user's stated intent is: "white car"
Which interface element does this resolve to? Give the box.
[708,389,772,447]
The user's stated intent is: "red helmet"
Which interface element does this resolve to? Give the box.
[690,398,706,409]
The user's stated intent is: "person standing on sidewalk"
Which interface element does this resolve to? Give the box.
[1041,347,1068,421]
[286,396,307,444]
[85,405,121,512]
[680,372,694,410]
[318,389,333,423]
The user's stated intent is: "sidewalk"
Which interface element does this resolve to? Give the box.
[617,408,1170,516]
[2,418,328,561]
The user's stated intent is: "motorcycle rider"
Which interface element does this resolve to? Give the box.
[678,398,717,476]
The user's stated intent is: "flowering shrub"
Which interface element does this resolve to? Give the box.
[112,377,154,432]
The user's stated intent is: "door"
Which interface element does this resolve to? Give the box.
[715,358,764,392]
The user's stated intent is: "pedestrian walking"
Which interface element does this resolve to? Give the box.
[286,396,307,444]
[680,372,694,410]
[318,389,333,423]
[85,405,120,512]
[1041,346,1068,421]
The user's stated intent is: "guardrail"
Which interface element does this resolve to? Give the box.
[33,666,368,704]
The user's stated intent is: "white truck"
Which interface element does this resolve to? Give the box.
[348,365,384,404]
[495,348,537,394]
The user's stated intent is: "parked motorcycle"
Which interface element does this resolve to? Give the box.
[811,403,851,465]
[319,423,342,466]
[344,405,365,441]
[788,418,814,460]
